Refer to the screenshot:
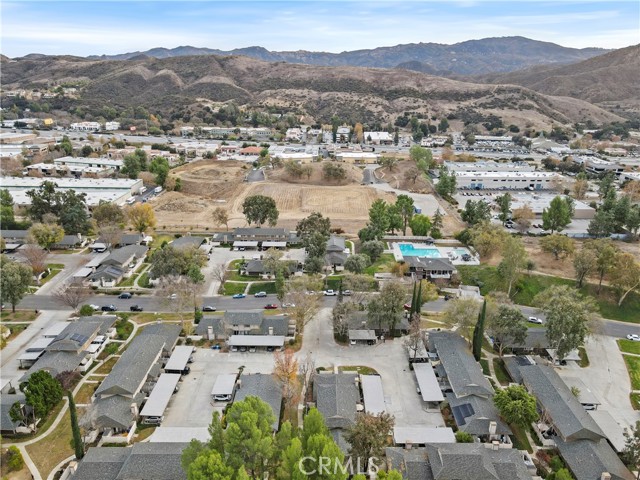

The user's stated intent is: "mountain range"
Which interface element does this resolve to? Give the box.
[82,36,608,76]
[1,51,623,129]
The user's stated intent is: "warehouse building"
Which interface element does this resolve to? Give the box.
[452,171,559,190]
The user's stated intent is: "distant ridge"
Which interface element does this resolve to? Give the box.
[74,36,609,76]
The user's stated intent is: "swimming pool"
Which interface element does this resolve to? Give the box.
[398,243,442,258]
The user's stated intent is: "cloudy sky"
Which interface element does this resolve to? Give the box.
[2,1,638,57]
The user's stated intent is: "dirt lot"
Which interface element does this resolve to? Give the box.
[377,159,433,193]
[152,160,396,232]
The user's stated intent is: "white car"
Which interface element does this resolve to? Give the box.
[323,290,337,296]
[282,303,296,309]
[627,334,640,342]
[528,316,543,324]
[90,304,100,311]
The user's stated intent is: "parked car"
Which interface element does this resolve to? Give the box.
[101,305,117,312]
[202,305,216,312]
[168,293,177,299]
[627,334,640,342]
[130,305,143,312]
[264,304,278,310]
[118,292,132,299]
[282,303,296,308]
[232,293,246,299]
[403,303,411,310]
[528,316,543,324]
[342,290,352,296]
[254,291,267,298]
[444,295,453,301]
[248,347,257,353]
[266,346,275,352]
[89,304,100,311]
[323,290,337,296]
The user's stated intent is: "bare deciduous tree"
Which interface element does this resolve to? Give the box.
[156,275,202,331]
[20,243,48,283]
[404,314,425,361]
[53,284,91,313]
[98,223,122,251]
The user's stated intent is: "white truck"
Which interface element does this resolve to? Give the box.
[323,290,337,296]
[154,186,163,194]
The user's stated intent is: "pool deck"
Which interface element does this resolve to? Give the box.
[392,242,480,266]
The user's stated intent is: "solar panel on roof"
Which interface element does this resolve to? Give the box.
[70,333,89,345]
[451,403,475,426]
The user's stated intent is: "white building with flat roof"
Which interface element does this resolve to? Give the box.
[335,152,379,164]
[510,193,595,219]
[0,176,142,207]
[54,156,123,171]
[572,156,623,175]
[453,171,559,190]
[364,131,393,145]
[444,161,535,173]
[70,122,101,131]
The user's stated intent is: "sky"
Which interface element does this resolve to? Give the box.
[1,1,639,57]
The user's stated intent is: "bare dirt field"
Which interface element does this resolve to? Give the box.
[151,160,396,233]
[377,159,433,193]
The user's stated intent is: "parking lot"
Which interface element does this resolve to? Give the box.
[162,347,275,427]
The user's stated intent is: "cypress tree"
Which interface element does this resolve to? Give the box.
[472,300,486,361]
[416,280,423,315]
[68,391,84,460]
[410,281,417,317]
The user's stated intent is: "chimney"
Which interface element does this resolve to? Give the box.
[130,403,138,417]
[68,461,78,474]
[207,326,214,341]
[601,474,611,480]
[268,327,273,336]
[489,421,497,436]
[492,440,499,451]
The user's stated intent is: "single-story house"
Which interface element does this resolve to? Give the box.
[313,373,360,452]
[404,257,456,280]
[51,234,87,250]
[234,374,282,431]
[170,236,206,250]
[196,311,292,341]
[325,235,350,269]
[213,227,300,248]
[0,392,33,434]
[241,259,299,277]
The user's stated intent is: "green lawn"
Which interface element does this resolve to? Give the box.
[631,393,640,410]
[138,272,150,288]
[623,355,640,390]
[618,340,640,355]
[578,347,590,368]
[479,359,490,376]
[228,259,245,269]
[223,282,248,295]
[0,310,38,322]
[118,264,148,287]
[364,253,396,276]
[493,358,512,385]
[39,264,64,285]
[338,365,379,375]
[457,265,639,323]
[150,234,175,250]
[115,319,133,340]
[248,282,277,295]
[509,423,533,453]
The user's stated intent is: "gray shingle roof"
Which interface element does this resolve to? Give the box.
[102,245,148,268]
[325,251,348,266]
[405,256,455,272]
[314,373,359,430]
[25,351,87,379]
[170,236,205,249]
[556,438,634,480]
[71,443,188,480]
[95,334,165,397]
[53,235,84,247]
[116,442,188,480]
[499,328,551,350]
[447,393,511,436]
[519,365,605,442]
[259,316,290,336]
[195,316,225,337]
[0,229,29,241]
[94,393,145,430]
[90,265,125,282]
[223,310,264,326]
[326,235,346,252]
[234,227,288,237]
[234,374,282,430]
[428,443,533,480]
[46,320,101,352]
[0,393,25,432]
[428,332,493,398]
[70,447,131,480]
[386,447,434,480]
[141,324,181,354]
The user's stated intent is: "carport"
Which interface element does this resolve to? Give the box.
[262,241,287,249]
[361,375,386,415]
[164,346,193,375]
[413,363,444,405]
[139,373,181,423]
[348,329,377,345]
[211,374,237,401]
[233,241,259,249]
[228,335,285,349]
[393,426,455,446]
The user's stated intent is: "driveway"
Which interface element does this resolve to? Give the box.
[162,346,275,427]
[246,168,265,182]
[556,334,640,431]
[298,308,444,428]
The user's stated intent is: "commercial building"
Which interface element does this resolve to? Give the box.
[572,156,624,175]
[364,131,393,145]
[0,132,37,144]
[444,161,535,173]
[335,152,379,164]
[452,171,559,190]
[0,176,143,207]
[70,122,101,131]
[54,156,123,172]
[510,193,595,219]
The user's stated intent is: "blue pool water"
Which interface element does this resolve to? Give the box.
[398,244,441,258]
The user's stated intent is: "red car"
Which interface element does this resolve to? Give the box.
[403,303,411,310]
[264,304,278,310]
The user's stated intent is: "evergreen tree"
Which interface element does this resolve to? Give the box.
[472,300,486,361]
[68,391,84,459]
